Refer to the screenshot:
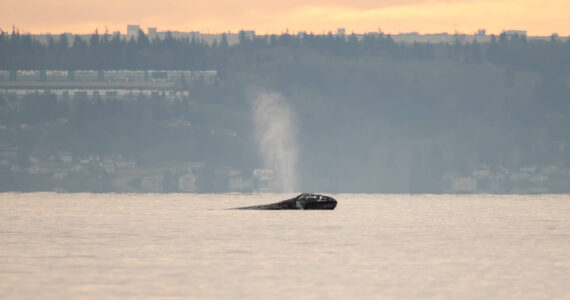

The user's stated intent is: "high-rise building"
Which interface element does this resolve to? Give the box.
[505,30,527,36]
[239,30,255,40]
[148,27,157,39]
[127,25,141,38]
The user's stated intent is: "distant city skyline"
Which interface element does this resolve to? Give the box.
[1,0,569,36]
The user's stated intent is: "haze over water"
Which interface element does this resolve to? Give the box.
[1,193,569,299]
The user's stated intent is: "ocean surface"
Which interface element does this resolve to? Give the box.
[1,193,569,299]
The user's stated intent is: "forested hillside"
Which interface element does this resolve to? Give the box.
[1,29,569,192]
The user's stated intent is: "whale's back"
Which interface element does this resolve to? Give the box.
[232,193,337,210]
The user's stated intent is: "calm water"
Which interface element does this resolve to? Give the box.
[1,193,569,299]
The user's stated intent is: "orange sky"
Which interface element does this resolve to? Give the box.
[1,0,569,36]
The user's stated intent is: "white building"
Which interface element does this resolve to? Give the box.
[451,177,477,193]
[127,25,141,38]
[148,27,157,38]
[178,174,197,192]
[239,30,255,40]
[505,30,527,36]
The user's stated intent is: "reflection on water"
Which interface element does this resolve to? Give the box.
[1,193,569,299]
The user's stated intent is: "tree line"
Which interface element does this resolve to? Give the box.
[1,28,569,75]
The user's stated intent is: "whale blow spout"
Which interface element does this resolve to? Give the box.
[232,193,337,210]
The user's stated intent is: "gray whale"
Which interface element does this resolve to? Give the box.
[232,193,337,210]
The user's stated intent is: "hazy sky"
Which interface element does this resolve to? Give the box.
[2,0,569,35]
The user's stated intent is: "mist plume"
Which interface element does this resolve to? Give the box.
[252,93,298,192]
